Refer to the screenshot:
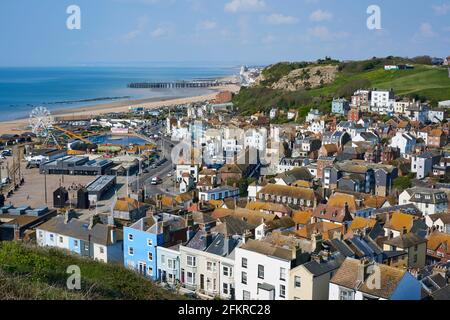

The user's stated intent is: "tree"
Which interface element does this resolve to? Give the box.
[393,176,412,191]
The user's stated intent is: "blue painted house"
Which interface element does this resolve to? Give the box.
[123,213,189,281]
[332,98,350,116]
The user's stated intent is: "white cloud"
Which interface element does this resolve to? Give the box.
[308,26,331,38]
[418,22,436,38]
[261,34,275,44]
[264,13,298,25]
[151,26,169,38]
[198,20,218,30]
[310,9,333,22]
[307,26,348,41]
[225,0,266,13]
[121,16,149,42]
[432,3,450,15]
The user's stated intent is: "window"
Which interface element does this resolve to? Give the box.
[339,288,355,300]
[128,234,134,241]
[128,247,134,256]
[38,231,43,238]
[187,255,196,267]
[59,236,64,243]
[280,268,286,281]
[186,271,195,285]
[168,259,175,270]
[258,265,264,279]
[242,272,248,285]
[99,247,104,254]
[280,285,286,298]
[243,290,251,300]
[161,255,165,265]
[242,257,248,268]
[148,252,153,261]
[223,266,232,277]
[206,261,216,272]
[294,276,301,288]
[223,283,229,295]
[147,239,153,246]
[74,240,79,249]
[50,234,54,241]
[414,255,418,263]
[148,266,153,276]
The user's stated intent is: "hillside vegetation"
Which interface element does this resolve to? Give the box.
[0,241,184,300]
[234,56,450,118]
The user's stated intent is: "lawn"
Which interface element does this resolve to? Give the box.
[0,241,184,300]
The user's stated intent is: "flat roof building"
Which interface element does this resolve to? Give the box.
[86,175,117,203]
[40,156,114,176]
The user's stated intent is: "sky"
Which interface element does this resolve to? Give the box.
[0,0,450,67]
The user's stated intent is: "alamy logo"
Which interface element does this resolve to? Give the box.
[66,5,81,30]
[367,5,382,30]
[66,265,81,290]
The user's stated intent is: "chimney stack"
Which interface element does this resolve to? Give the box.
[110,229,116,244]
[89,215,100,230]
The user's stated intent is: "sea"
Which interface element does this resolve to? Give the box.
[0,64,238,121]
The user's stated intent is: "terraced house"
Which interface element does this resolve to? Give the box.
[179,230,242,299]
[234,234,312,300]
[399,187,448,216]
[323,160,397,197]
[36,212,123,264]
[123,213,188,281]
[257,184,320,209]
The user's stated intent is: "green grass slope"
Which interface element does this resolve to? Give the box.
[234,60,450,117]
[0,241,184,300]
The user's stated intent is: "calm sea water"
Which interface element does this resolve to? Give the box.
[0,64,238,121]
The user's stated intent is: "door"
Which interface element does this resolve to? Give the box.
[138,262,147,276]
[200,274,205,290]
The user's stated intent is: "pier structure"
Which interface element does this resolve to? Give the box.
[127,80,231,89]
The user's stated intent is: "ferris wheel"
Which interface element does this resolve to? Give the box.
[29,106,59,147]
[29,106,53,137]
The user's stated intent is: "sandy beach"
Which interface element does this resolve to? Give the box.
[0,83,240,135]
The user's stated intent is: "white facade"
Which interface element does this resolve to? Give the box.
[370,90,395,114]
[411,155,433,180]
[390,132,416,155]
[428,109,445,123]
[234,247,291,300]
[245,129,267,151]
[307,121,325,134]
[399,190,448,216]
[176,164,199,183]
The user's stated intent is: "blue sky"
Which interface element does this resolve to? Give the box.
[0,0,449,66]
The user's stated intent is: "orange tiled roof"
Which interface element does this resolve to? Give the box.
[292,210,313,225]
[384,212,414,232]
[427,231,450,254]
[349,217,377,231]
[328,193,358,211]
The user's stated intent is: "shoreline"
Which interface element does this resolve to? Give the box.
[0,83,240,134]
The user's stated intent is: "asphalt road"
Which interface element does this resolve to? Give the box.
[128,126,178,198]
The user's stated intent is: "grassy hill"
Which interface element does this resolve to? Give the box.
[234,57,450,118]
[0,241,184,300]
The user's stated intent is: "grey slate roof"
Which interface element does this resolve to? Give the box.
[37,215,121,246]
[302,254,344,276]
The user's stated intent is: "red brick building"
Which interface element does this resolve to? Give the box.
[347,108,362,122]
[428,129,446,148]
[215,91,233,104]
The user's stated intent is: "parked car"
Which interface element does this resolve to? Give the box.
[151,177,162,185]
